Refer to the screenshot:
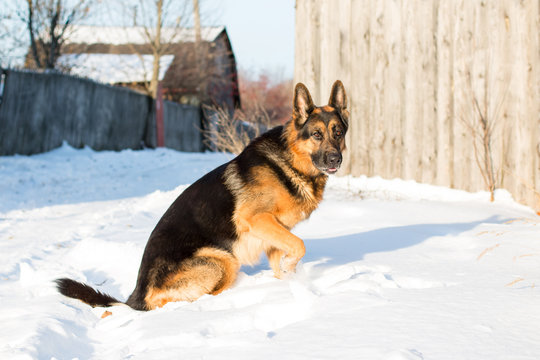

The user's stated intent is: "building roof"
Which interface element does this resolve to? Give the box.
[57,54,175,84]
[59,25,227,84]
[66,25,225,45]
[56,25,239,110]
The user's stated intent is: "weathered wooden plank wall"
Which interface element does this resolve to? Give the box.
[295,0,540,210]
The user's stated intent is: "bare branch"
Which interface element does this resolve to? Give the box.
[459,51,510,202]
[201,103,270,154]
[23,0,93,69]
[116,0,196,98]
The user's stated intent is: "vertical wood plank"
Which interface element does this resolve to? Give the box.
[420,0,437,184]
[452,0,476,192]
[346,0,372,176]
[294,0,320,95]
[401,0,424,181]
[435,0,455,188]
[369,0,387,178]
[382,0,404,179]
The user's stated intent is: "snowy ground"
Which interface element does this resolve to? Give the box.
[1,144,539,360]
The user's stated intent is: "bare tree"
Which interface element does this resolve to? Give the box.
[20,0,92,69]
[110,0,231,102]
[120,0,190,98]
[192,0,202,98]
[148,0,164,98]
[0,11,17,67]
[0,3,31,67]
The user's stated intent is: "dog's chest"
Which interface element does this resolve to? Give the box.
[276,196,319,229]
[232,232,265,266]
[286,176,327,224]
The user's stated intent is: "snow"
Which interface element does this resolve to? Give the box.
[1,143,539,359]
[66,25,225,45]
[57,54,175,84]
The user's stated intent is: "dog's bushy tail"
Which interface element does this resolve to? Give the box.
[55,278,122,308]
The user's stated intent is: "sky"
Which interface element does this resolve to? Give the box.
[0,0,296,79]
[207,0,295,78]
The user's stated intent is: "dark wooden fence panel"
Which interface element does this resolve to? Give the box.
[145,100,204,152]
[0,69,203,155]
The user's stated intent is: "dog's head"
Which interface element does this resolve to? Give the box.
[286,80,349,176]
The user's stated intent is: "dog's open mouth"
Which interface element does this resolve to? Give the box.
[325,168,338,175]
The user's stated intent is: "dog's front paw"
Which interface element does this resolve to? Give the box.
[273,269,286,279]
[280,256,298,275]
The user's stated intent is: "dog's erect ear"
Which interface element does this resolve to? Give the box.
[328,80,349,127]
[293,83,315,128]
[328,80,347,111]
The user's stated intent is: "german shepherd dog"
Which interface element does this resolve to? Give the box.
[56,80,349,311]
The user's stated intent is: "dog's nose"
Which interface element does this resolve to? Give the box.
[327,152,342,167]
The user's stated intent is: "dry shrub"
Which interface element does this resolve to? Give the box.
[201,103,271,154]
[201,68,292,154]
[459,56,509,202]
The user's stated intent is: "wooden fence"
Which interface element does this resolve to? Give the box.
[295,0,540,210]
[0,69,203,155]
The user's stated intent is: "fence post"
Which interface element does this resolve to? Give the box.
[155,82,165,147]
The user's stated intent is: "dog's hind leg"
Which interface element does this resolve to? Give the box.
[144,248,239,310]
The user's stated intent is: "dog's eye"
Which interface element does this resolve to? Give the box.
[312,131,323,140]
[335,130,343,138]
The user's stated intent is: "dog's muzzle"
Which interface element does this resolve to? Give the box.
[324,152,342,174]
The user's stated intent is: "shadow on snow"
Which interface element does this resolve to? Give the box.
[242,216,501,275]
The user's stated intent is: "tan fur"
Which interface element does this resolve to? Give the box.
[144,247,239,309]
[265,247,285,276]
[322,105,334,112]
[283,123,322,177]
[233,233,265,266]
